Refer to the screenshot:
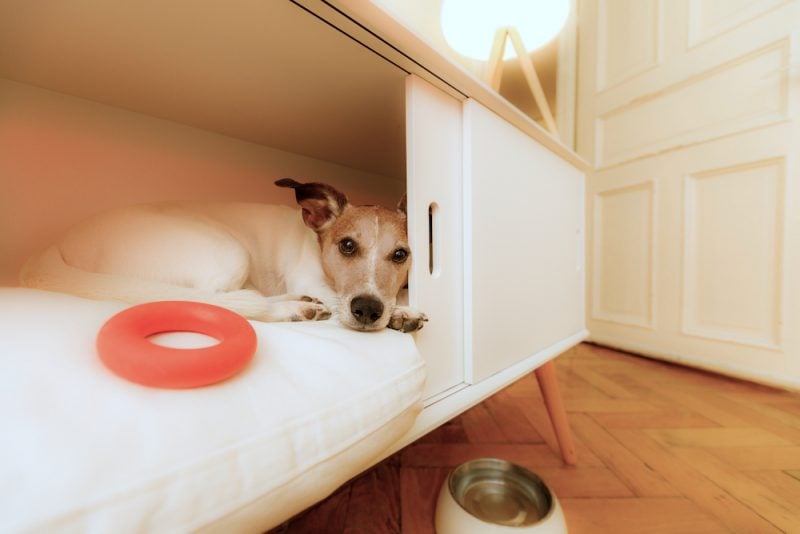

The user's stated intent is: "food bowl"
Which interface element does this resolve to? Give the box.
[435,458,567,533]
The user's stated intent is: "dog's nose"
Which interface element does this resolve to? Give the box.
[350,295,384,325]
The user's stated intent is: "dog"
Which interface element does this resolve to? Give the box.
[20,179,427,333]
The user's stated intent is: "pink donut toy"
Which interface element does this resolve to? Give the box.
[96,301,257,388]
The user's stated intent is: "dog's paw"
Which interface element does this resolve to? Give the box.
[255,299,331,322]
[290,301,332,322]
[265,294,323,304]
[388,306,428,333]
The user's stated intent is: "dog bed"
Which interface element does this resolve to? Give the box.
[0,288,425,533]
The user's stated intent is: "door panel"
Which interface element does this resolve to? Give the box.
[405,75,464,399]
[578,0,800,387]
[465,100,585,383]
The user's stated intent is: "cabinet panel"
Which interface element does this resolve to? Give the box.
[465,100,585,383]
[0,0,407,179]
[597,0,662,91]
[579,0,800,388]
[592,181,655,328]
[684,159,783,349]
[405,75,464,399]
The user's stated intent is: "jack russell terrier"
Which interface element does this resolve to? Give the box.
[20,179,427,333]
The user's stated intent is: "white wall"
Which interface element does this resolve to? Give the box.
[0,79,404,283]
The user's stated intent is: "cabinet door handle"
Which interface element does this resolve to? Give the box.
[428,202,441,277]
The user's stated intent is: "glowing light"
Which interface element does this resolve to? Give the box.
[440,0,570,60]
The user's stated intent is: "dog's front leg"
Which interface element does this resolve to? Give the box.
[253,294,332,323]
[388,289,427,332]
[218,290,331,323]
[388,306,428,333]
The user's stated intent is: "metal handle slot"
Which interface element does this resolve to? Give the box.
[428,202,441,278]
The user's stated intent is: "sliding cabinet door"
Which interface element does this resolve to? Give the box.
[405,75,464,400]
[465,100,586,383]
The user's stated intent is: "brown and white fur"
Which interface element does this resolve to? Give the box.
[20,179,427,333]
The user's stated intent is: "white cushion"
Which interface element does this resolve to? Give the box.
[0,289,424,532]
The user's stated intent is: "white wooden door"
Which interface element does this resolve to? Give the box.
[405,75,465,401]
[465,99,586,383]
[577,0,800,388]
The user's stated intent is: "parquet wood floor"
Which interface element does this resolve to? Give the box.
[271,343,800,533]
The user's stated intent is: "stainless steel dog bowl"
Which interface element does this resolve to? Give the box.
[435,458,567,533]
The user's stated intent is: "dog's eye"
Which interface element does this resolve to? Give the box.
[391,248,409,263]
[338,238,357,256]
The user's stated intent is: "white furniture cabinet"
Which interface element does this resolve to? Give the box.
[401,75,588,446]
[0,0,588,526]
[0,0,587,406]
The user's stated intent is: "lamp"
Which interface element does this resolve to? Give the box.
[441,0,570,136]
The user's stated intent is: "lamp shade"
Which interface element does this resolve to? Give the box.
[440,0,569,61]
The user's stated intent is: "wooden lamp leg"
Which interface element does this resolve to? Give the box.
[485,27,509,91]
[484,26,558,137]
[506,27,559,137]
[535,360,577,465]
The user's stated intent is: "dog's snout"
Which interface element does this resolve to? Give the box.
[350,295,384,325]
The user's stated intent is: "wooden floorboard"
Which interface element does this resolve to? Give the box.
[271,343,800,533]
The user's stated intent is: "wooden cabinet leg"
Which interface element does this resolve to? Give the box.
[535,360,577,465]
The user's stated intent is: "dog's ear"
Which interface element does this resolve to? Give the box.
[275,178,349,232]
[396,194,407,216]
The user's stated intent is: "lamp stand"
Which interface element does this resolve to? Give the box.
[485,26,559,137]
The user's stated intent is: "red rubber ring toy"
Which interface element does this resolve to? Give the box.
[96,301,257,389]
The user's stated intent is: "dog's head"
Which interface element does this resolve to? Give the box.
[276,178,410,331]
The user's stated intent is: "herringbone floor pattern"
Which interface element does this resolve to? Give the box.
[274,343,800,533]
